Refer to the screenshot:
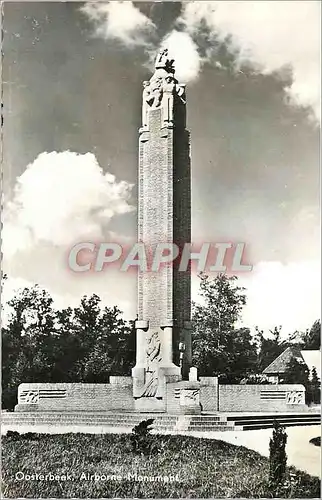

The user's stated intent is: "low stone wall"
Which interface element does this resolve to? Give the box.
[218,384,307,412]
[14,380,307,414]
[15,381,134,412]
[200,377,219,412]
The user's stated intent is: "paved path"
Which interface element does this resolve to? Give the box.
[186,425,321,478]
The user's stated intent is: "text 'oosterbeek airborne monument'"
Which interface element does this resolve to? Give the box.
[132,48,192,409]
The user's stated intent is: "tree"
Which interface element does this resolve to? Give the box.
[2,282,136,409]
[301,320,321,349]
[51,295,135,383]
[282,357,312,404]
[308,367,321,405]
[77,301,135,382]
[282,357,310,386]
[255,326,289,373]
[2,285,57,409]
[192,273,257,382]
[269,421,287,491]
[282,357,322,405]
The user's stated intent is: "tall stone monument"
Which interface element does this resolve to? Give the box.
[13,50,309,417]
[132,49,192,409]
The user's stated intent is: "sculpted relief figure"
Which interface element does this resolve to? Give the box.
[162,75,175,125]
[141,77,163,130]
[142,78,163,131]
[155,48,167,68]
[138,331,162,398]
[141,49,186,130]
[286,391,304,404]
[155,48,175,74]
[150,77,163,109]
[146,331,162,369]
[142,81,151,129]
[184,389,200,403]
[20,390,39,404]
[162,77,186,126]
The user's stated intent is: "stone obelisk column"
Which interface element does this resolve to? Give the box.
[132,49,192,409]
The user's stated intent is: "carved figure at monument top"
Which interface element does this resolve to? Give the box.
[154,48,175,74]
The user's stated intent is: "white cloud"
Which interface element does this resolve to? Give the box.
[161,31,201,82]
[191,259,320,335]
[2,151,134,256]
[82,1,320,119]
[1,151,136,322]
[239,260,321,334]
[81,1,155,47]
[181,1,321,121]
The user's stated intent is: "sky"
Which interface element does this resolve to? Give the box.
[2,1,320,335]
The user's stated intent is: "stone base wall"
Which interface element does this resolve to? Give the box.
[200,386,219,411]
[14,380,307,414]
[15,382,134,412]
[218,384,307,412]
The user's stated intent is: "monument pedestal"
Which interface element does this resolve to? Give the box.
[132,319,182,411]
[179,383,202,414]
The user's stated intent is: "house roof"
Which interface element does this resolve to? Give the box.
[262,346,303,374]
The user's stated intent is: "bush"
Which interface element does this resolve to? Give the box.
[269,421,287,492]
[5,431,20,441]
[130,418,159,455]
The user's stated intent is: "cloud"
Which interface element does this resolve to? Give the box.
[191,259,320,335]
[82,1,320,120]
[239,260,321,334]
[161,31,201,82]
[81,1,155,47]
[2,151,134,257]
[181,1,321,121]
[2,151,136,322]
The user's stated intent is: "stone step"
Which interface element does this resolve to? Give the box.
[2,412,320,435]
[2,419,158,425]
[2,417,160,425]
[234,418,320,426]
[188,421,230,427]
[2,419,178,425]
[187,425,238,432]
[189,420,223,424]
[5,410,178,420]
[3,418,318,432]
[2,414,178,422]
[154,428,239,433]
[226,413,320,421]
[190,416,221,421]
[189,418,225,424]
[1,414,180,430]
[241,420,320,431]
[6,417,176,425]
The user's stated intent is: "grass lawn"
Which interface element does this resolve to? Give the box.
[2,432,320,498]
